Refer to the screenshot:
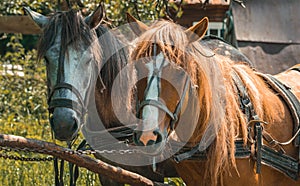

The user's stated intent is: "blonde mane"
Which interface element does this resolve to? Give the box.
[130,20,285,185]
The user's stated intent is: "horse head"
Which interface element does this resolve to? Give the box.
[24,5,104,141]
[128,14,210,155]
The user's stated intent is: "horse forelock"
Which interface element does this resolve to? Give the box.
[37,9,101,63]
[131,21,202,83]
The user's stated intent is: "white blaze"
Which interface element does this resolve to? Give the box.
[142,53,168,131]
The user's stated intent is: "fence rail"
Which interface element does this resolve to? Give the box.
[0,16,41,34]
[0,133,156,186]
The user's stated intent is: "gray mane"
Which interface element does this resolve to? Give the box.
[95,26,129,95]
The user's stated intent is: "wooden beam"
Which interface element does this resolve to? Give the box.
[0,133,155,185]
[0,16,41,34]
[177,4,229,27]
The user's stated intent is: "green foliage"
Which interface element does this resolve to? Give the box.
[84,0,182,27]
[0,34,100,185]
[165,177,186,186]
[0,0,55,16]
[0,34,49,138]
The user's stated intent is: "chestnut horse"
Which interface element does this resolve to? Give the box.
[128,15,300,185]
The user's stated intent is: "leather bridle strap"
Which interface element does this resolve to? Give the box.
[47,43,88,118]
[48,83,87,115]
[57,43,65,84]
[137,66,190,132]
[139,99,175,121]
[170,76,190,130]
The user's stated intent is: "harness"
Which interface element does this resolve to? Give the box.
[172,67,300,180]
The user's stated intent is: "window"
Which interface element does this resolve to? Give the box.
[206,22,224,37]
[193,21,224,38]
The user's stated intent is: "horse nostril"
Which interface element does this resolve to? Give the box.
[72,117,79,132]
[133,129,163,147]
[153,129,163,144]
[133,129,166,155]
[133,130,145,146]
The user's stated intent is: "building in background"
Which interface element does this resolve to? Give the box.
[175,0,299,74]
[231,0,300,74]
[175,0,230,38]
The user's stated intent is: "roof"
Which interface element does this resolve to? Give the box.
[232,0,300,74]
[238,42,300,75]
[176,0,229,27]
[232,0,300,44]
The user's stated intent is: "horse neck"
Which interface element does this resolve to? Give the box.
[93,77,117,128]
[177,62,286,146]
[93,25,130,128]
[96,25,128,92]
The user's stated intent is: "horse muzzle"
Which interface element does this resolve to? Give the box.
[50,107,80,141]
[133,128,166,155]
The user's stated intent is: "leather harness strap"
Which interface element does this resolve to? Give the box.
[137,66,190,132]
[48,83,88,115]
[136,43,191,132]
[231,71,263,173]
[47,44,89,121]
[259,73,300,147]
[173,69,300,180]
[47,43,89,186]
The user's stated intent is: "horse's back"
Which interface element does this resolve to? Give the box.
[201,35,253,66]
[274,64,300,99]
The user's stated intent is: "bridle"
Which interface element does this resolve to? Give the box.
[47,44,89,125]
[135,43,191,139]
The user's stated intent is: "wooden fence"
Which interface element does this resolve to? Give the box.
[0,16,41,34]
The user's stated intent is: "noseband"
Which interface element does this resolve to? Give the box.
[47,44,88,121]
[136,44,190,134]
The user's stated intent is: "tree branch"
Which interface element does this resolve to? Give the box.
[0,134,154,186]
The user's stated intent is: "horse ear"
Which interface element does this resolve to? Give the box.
[23,7,49,28]
[126,13,149,36]
[85,4,104,29]
[185,17,209,43]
